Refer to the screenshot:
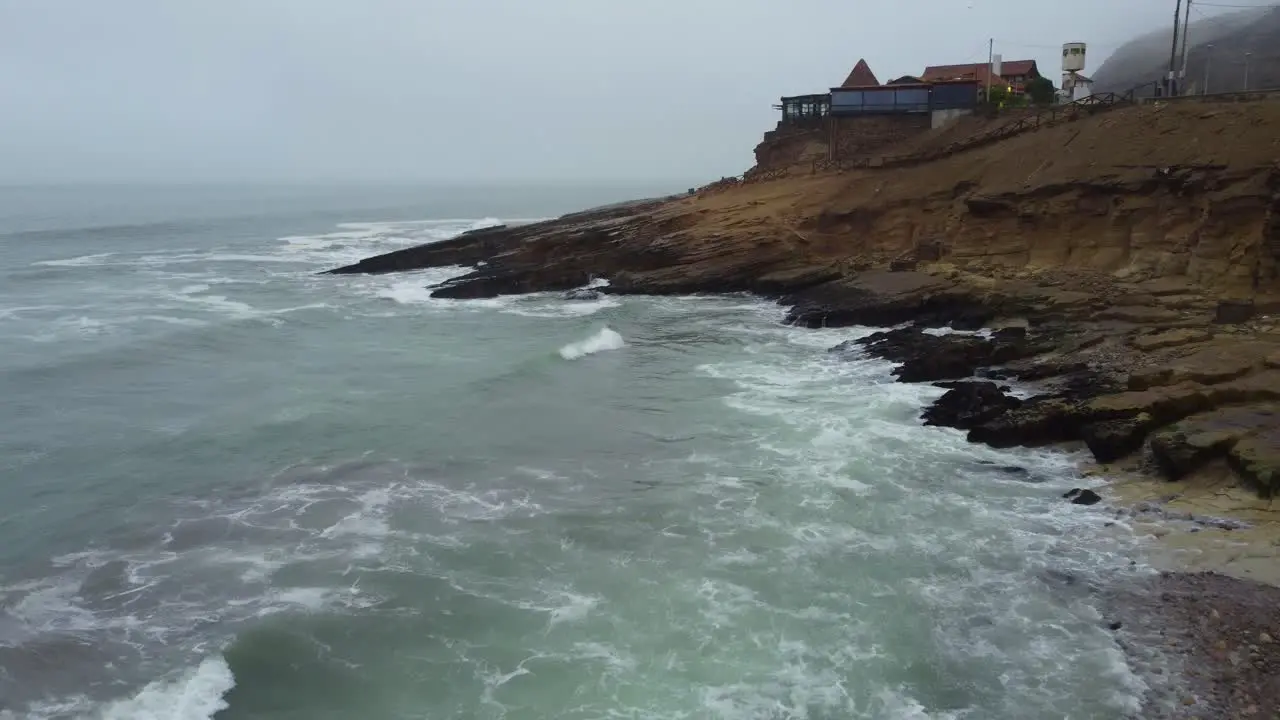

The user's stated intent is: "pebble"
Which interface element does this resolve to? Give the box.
[1261,632,1274,644]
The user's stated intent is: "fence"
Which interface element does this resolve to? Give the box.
[1139,87,1280,105]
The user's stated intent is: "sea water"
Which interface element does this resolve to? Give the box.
[0,184,1154,719]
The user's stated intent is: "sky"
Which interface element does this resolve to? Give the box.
[0,0,1195,184]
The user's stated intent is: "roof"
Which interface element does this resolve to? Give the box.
[921,60,1038,83]
[831,84,927,92]
[887,75,925,85]
[840,59,880,88]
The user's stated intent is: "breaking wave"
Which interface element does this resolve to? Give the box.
[558,327,625,359]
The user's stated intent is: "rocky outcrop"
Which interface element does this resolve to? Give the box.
[922,381,1023,430]
[846,326,1047,383]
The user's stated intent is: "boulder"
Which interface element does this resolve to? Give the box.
[1063,488,1103,506]
[1082,413,1154,463]
[922,381,1023,430]
[563,288,602,301]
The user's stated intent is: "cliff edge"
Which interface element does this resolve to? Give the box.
[329,100,1280,498]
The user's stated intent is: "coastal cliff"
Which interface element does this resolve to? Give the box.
[329,100,1280,497]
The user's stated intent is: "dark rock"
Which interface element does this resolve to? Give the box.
[888,255,918,272]
[949,312,988,331]
[1214,300,1256,325]
[922,381,1023,430]
[1063,488,1103,505]
[562,288,602,301]
[1082,413,1154,463]
[1109,621,1124,631]
[856,327,1045,383]
[965,195,1016,217]
[783,271,1015,329]
[992,326,1028,341]
[968,396,1084,448]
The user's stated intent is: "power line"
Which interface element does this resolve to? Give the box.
[1193,2,1278,7]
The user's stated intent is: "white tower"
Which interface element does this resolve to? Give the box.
[1061,42,1088,100]
[1062,42,1087,73]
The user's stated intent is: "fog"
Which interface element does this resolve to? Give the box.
[0,0,1183,184]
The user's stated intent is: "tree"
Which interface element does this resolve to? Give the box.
[983,84,1012,106]
[1025,76,1057,106]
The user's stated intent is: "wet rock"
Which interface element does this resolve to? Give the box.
[1215,300,1256,325]
[1082,413,1154,463]
[1064,488,1103,505]
[922,381,1023,430]
[562,288,602,301]
[1228,427,1280,498]
[991,326,1028,342]
[968,396,1084,448]
[855,326,1044,383]
[1149,405,1280,481]
[785,271,986,329]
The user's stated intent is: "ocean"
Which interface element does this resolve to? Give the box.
[0,184,1155,719]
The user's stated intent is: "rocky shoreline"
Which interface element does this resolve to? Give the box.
[326,100,1280,718]
[329,210,1280,716]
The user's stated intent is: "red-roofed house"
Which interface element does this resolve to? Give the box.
[921,60,1041,95]
[840,59,881,89]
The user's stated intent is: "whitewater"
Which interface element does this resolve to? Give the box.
[0,185,1161,719]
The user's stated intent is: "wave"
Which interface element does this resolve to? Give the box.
[559,327,625,360]
[96,656,234,720]
[30,252,118,268]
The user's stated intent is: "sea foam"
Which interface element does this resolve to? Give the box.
[558,327,625,360]
[97,655,234,720]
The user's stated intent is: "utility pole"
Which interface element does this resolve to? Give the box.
[1244,51,1252,91]
[1168,0,1183,96]
[1178,0,1193,92]
[987,38,994,101]
[1204,43,1214,95]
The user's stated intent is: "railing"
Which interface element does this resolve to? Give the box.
[1140,86,1280,104]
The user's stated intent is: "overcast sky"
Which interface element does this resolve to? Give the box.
[0,1,1186,184]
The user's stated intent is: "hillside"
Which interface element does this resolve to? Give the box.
[1093,4,1280,94]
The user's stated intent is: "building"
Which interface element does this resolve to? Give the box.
[763,58,983,171]
[921,59,1042,96]
[777,58,980,126]
[1060,74,1095,102]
